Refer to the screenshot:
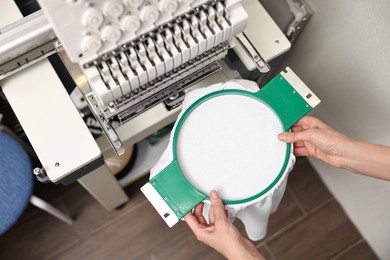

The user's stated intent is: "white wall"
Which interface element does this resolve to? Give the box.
[279,0,390,258]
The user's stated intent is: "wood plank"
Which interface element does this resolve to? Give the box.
[232,186,304,243]
[265,189,304,238]
[267,201,362,260]
[0,200,79,260]
[332,240,378,260]
[52,202,224,259]
[258,245,273,259]
[287,159,333,212]
[60,177,147,238]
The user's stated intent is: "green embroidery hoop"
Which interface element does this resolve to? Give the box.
[142,68,320,226]
[172,88,291,204]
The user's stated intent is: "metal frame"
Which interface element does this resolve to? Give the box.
[0,10,56,80]
[284,0,312,43]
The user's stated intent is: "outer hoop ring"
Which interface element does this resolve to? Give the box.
[170,89,291,204]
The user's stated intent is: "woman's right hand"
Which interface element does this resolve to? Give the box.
[185,190,264,260]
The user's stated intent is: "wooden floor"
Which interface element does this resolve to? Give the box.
[0,159,378,260]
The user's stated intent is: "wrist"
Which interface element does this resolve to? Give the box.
[340,139,390,180]
[337,136,360,170]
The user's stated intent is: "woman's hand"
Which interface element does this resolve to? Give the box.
[277,116,353,169]
[185,190,264,260]
[278,116,390,180]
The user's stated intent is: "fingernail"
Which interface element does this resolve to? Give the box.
[278,133,287,140]
[210,190,219,200]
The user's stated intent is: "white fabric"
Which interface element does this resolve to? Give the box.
[177,94,286,201]
[150,79,295,240]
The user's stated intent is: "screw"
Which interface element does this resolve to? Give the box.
[33,168,42,176]
[55,162,60,167]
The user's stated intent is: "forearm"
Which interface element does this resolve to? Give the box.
[220,238,265,260]
[341,140,390,181]
[224,248,265,260]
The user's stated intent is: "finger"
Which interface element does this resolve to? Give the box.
[294,147,310,157]
[194,203,207,225]
[291,125,303,132]
[296,116,330,130]
[209,204,215,224]
[209,190,227,222]
[184,211,200,232]
[278,130,315,144]
[293,141,305,148]
[194,202,204,216]
[209,205,228,224]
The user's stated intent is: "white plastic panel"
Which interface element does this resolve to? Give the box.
[141,182,179,227]
[1,60,102,183]
[0,0,102,183]
[240,0,291,62]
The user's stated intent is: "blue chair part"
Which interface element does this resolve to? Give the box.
[0,131,33,235]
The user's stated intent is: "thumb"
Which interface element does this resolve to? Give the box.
[278,131,313,143]
[210,190,227,222]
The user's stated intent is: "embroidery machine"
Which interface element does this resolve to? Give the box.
[0,0,309,210]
